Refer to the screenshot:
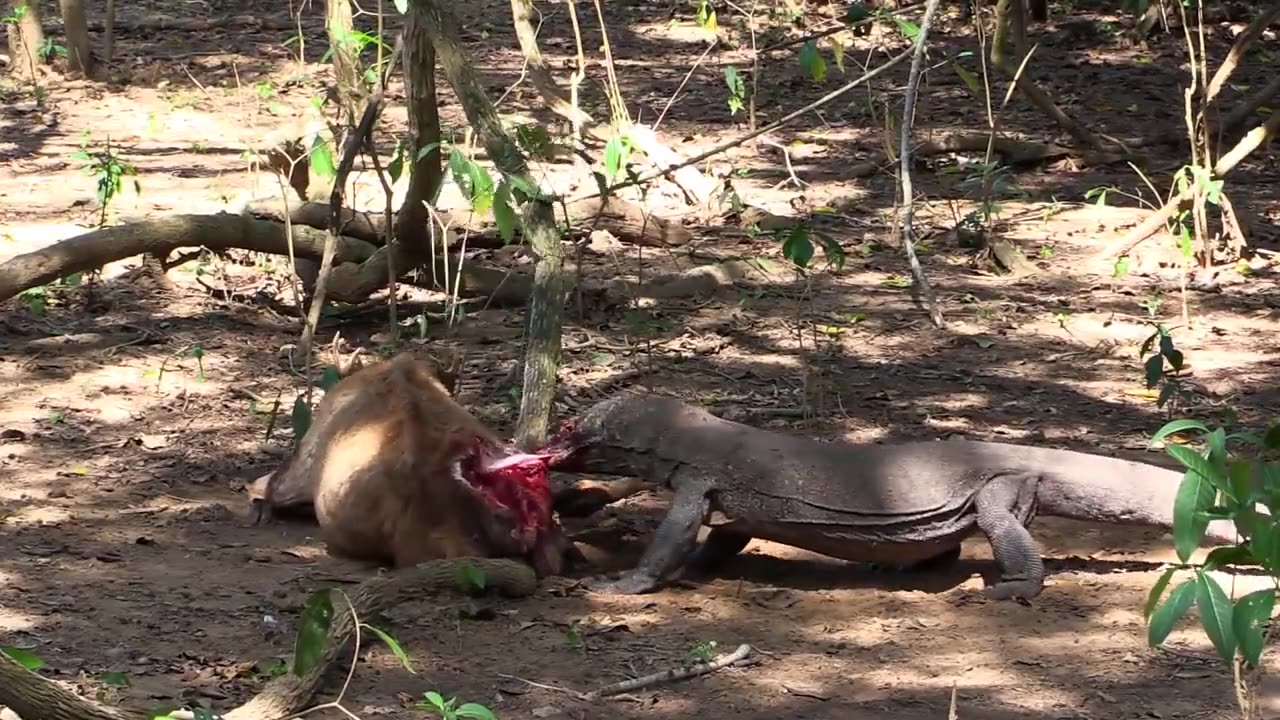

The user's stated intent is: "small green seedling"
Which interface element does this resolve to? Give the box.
[415,691,497,720]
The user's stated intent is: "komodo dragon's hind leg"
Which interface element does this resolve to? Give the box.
[974,473,1045,601]
[684,525,753,574]
[582,469,716,595]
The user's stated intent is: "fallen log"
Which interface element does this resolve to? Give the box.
[0,214,375,303]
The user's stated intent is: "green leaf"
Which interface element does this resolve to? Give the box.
[952,63,981,96]
[362,623,415,674]
[782,229,814,268]
[318,366,342,392]
[829,37,845,73]
[423,691,448,712]
[309,136,336,180]
[1202,545,1255,570]
[493,182,517,244]
[893,17,921,42]
[1171,467,1215,562]
[1193,569,1236,664]
[1,647,45,670]
[816,233,846,271]
[388,145,405,183]
[798,40,827,83]
[416,142,442,162]
[1232,589,1275,667]
[1113,255,1131,277]
[291,395,312,445]
[603,136,630,182]
[1205,427,1228,467]
[1151,418,1209,443]
[724,66,739,92]
[1259,422,1280,450]
[455,703,498,720]
[1143,566,1177,620]
[449,149,474,196]
[505,173,544,201]
[466,163,495,214]
[1253,523,1280,575]
[393,0,407,13]
[292,590,335,676]
[1227,460,1256,511]
[455,563,487,594]
[1147,578,1196,647]
[1167,443,1230,497]
[1143,353,1164,388]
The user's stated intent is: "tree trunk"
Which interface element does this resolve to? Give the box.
[5,0,44,79]
[407,0,568,449]
[58,0,92,77]
[325,0,364,121]
[393,10,444,260]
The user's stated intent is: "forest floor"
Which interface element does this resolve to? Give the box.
[2,0,1279,718]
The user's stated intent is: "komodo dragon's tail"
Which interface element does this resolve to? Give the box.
[982,442,1242,544]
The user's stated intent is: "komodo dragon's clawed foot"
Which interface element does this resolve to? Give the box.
[582,572,662,595]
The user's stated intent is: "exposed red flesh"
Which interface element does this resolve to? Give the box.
[459,446,556,551]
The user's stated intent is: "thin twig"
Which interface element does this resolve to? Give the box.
[896,0,945,328]
[582,643,753,700]
[497,644,754,703]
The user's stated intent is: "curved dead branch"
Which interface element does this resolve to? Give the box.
[0,215,376,304]
[0,558,538,720]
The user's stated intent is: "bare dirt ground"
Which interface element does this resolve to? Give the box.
[2,0,1279,718]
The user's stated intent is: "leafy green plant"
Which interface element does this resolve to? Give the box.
[565,623,584,652]
[1139,293,1163,318]
[695,0,717,31]
[724,66,746,115]
[37,37,66,62]
[416,691,497,720]
[777,222,845,273]
[1140,324,1193,412]
[687,640,718,664]
[1144,418,1278,708]
[69,137,140,226]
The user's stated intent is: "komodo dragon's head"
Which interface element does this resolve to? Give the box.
[539,394,691,473]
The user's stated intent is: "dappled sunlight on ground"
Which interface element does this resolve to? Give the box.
[2,0,1278,717]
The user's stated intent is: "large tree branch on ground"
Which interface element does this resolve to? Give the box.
[0,213,750,309]
[411,0,569,450]
[244,195,693,249]
[1093,110,1280,261]
[0,559,537,720]
[1203,3,1280,108]
[0,215,375,304]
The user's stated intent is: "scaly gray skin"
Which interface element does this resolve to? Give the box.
[549,395,1242,600]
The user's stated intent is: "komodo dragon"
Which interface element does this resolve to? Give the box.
[543,395,1243,600]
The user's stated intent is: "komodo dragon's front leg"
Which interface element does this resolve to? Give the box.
[582,467,716,595]
[974,472,1045,600]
